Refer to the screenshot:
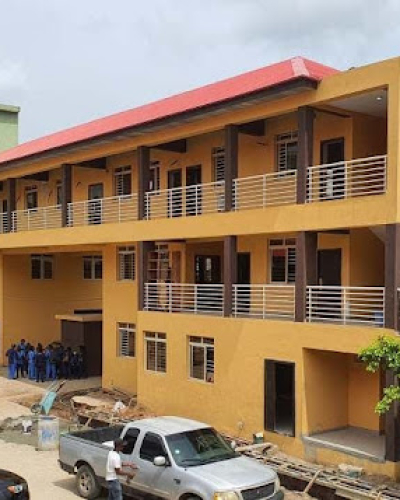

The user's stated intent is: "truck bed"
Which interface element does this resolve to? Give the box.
[67,425,123,444]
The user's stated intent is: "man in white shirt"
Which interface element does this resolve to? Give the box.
[106,438,137,500]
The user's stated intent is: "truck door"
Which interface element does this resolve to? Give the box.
[133,432,182,499]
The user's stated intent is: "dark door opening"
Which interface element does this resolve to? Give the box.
[236,253,251,314]
[265,360,295,436]
[195,255,222,311]
[186,165,202,216]
[320,138,345,200]
[88,183,104,225]
[317,249,342,320]
[168,169,182,218]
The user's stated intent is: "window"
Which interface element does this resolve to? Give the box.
[140,433,168,462]
[83,256,103,280]
[114,166,132,196]
[269,238,296,283]
[118,246,136,281]
[212,147,225,182]
[189,336,214,383]
[145,332,167,373]
[149,161,160,192]
[118,323,136,357]
[56,182,62,206]
[276,132,298,172]
[122,428,140,455]
[31,254,53,280]
[195,255,221,284]
[25,186,38,210]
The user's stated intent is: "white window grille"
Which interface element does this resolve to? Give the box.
[276,132,298,172]
[118,246,136,281]
[25,186,38,210]
[31,254,54,280]
[118,323,136,357]
[114,166,132,196]
[145,332,167,373]
[189,336,214,383]
[83,255,103,280]
[212,147,225,182]
[269,238,296,284]
[149,161,160,192]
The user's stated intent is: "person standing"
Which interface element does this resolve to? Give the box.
[48,345,57,381]
[27,346,36,380]
[35,345,46,383]
[106,438,137,500]
[6,344,17,380]
[16,346,25,378]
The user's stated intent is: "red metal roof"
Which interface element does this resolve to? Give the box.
[0,57,338,166]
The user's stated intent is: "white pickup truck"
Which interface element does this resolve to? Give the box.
[59,416,283,500]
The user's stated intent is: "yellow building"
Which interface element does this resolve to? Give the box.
[0,56,399,475]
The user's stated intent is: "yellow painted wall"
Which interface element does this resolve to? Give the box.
[350,228,385,286]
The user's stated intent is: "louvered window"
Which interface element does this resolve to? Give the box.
[189,336,214,383]
[83,255,103,280]
[269,238,296,283]
[212,147,225,182]
[145,332,167,373]
[118,246,136,281]
[118,323,136,357]
[276,132,298,172]
[114,166,132,196]
[149,161,160,192]
[31,254,54,280]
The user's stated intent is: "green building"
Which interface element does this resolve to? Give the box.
[0,104,19,152]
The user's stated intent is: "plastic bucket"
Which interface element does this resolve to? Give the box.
[38,416,59,451]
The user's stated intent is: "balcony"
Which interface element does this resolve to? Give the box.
[233,170,297,211]
[232,284,295,320]
[145,181,225,220]
[306,286,385,327]
[307,155,387,202]
[11,205,62,232]
[144,283,224,316]
[68,194,138,227]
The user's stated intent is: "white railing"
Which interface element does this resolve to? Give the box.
[67,194,138,227]
[306,286,385,327]
[233,170,297,211]
[144,283,224,315]
[0,212,8,233]
[145,181,225,220]
[11,205,62,232]
[307,155,387,202]
[233,284,295,320]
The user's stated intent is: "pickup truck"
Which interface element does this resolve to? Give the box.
[59,416,283,500]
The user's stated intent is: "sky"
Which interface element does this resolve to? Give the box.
[1,0,400,142]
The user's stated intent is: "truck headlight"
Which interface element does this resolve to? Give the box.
[214,492,240,500]
[274,476,281,492]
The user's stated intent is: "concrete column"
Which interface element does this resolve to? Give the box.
[223,235,237,317]
[385,224,400,330]
[224,125,238,211]
[0,254,4,365]
[297,106,314,204]
[385,369,400,462]
[6,178,16,232]
[295,231,318,322]
[138,241,155,310]
[138,146,151,220]
[61,164,72,227]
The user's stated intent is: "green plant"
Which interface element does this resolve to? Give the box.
[359,336,400,414]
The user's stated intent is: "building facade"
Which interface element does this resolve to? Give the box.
[0,103,19,153]
[0,56,399,475]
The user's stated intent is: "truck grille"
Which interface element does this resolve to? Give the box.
[241,483,275,500]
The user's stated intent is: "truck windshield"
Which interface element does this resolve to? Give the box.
[166,427,237,467]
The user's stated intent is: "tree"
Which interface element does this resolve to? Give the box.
[359,336,400,414]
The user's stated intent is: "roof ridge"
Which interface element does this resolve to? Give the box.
[291,56,309,77]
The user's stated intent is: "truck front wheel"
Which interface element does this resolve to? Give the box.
[76,464,102,499]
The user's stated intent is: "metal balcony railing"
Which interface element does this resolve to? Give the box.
[67,194,138,227]
[0,212,8,233]
[145,181,225,220]
[11,205,62,232]
[307,155,387,202]
[233,284,295,320]
[306,286,385,327]
[144,283,224,316]
[233,170,297,211]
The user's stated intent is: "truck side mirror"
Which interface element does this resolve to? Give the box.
[153,456,167,467]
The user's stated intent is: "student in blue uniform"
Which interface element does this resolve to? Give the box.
[16,346,25,378]
[6,344,17,380]
[35,345,46,383]
[27,346,36,380]
[48,345,57,381]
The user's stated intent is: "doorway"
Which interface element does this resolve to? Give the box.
[186,165,202,216]
[320,138,345,200]
[265,360,295,436]
[236,253,251,314]
[195,255,222,311]
[168,169,182,218]
[317,249,342,320]
[88,183,104,225]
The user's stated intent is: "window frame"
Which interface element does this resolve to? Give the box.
[144,332,167,374]
[189,336,214,384]
[269,238,296,284]
[31,254,54,280]
[149,161,161,192]
[118,323,136,358]
[118,246,136,281]
[114,166,132,197]
[212,147,225,182]
[139,432,169,462]
[25,186,38,211]
[275,131,298,173]
[83,255,103,280]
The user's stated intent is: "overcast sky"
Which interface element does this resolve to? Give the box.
[1,0,400,142]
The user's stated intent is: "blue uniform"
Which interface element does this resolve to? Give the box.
[6,348,16,380]
[28,350,36,380]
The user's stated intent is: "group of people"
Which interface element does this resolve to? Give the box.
[6,339,88,383]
